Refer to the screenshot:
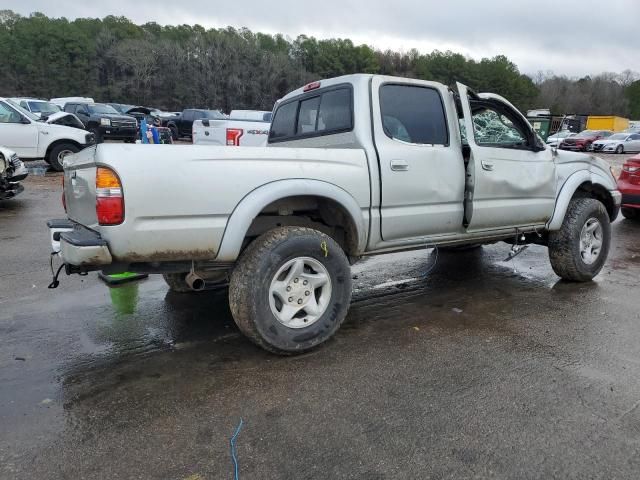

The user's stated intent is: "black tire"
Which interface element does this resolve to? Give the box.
[169,126,179,141]
[616,144,624,154]
[90,127,103,144]
[621,207,639,220]
[229,226,352,355]
[548,198,611,282]
[47,143,80,171]
[162,273,192,293]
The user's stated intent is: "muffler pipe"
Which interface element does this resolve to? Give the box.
[185,272,206,291]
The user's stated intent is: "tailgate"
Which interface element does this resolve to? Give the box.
[63,145,99,227]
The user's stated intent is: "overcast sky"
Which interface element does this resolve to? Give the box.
[4,0,639,77]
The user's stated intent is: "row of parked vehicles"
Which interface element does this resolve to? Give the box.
[546,128,640,153]
[0,95,273,171]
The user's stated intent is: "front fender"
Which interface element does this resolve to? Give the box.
[215,179,367,262]
[547,170,615,231]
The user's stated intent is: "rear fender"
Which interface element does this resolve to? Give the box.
[216,179,367,262]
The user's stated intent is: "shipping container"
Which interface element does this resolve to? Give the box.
[586,116,629,132]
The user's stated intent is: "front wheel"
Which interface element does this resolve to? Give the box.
[229,227,352,354]
[548,198,611,281]
[48,143,80,171]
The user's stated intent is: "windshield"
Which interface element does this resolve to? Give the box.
[609,133,628,140]
[28,101,60,114]
[5,99,39,121]
[87,104,119,115]
[205,110,227,119]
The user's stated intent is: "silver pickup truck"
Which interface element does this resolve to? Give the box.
[48,74,621,354]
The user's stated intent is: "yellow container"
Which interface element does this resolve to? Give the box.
[586,116,630,132]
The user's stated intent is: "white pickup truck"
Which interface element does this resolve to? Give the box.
[49,74,621,354]
[0,98,94,171]
[192,110,271,147]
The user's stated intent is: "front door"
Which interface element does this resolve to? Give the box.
[373,77,466,242]
[0,101,38,158]
[457,83,556,232]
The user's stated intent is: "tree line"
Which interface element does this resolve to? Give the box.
[1,10,639,118]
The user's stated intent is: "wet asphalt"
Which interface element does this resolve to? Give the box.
[1,162,640,479]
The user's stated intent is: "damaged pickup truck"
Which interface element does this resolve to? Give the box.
[48,74,621,354]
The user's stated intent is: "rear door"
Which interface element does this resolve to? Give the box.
[373,77,466,241]
[457,83,556,231]
[628,134,640,152]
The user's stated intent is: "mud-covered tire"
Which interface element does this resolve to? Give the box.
[621,208,639,220]
[229,226,352,355]
[47,143,80,171]
[162,273,192,293]
[548,198,611,282]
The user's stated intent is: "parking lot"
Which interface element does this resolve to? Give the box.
[0,153,639,479]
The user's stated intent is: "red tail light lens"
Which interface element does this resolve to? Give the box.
[226,128,244,146]
[96,167,124,225]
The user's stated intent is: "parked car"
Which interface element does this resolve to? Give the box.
[64,102,137,143]
[591,133,640,154]
[546,130,575,148]
[10,98,61,119]
[0,98,94,171]
[48,74,621,354]
[0,146,28,199]
[50,97,95,109]
[107,103,136,115]
[617,154,640,220]
[559,130,613,151]
[192,113,270,146]
[163,109,227,140]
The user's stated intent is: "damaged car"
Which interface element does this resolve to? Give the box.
[0,145,28,200]
[0,98,94,172]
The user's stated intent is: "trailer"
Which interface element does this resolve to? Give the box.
[586,116,629,132]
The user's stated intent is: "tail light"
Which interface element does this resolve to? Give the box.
[96,167,124,225]
[622,165,640,174]
[226,128,243,146]
[303,81,321,92]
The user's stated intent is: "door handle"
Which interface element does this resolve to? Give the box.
[390,159,409,171]
[481,160,494,171]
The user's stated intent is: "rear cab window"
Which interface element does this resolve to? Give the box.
[269,84,353,143]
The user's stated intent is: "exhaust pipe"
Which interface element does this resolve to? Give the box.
[185,272,206,291]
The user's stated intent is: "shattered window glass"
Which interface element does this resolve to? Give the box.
[472,110,525,146]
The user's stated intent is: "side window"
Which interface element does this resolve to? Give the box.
[471,105,527,148]
[297,97,320,134]
[270,101,298,140]
[318,88,351,132]
[380,84,448,145]
[183,110,194,122]
[195,110,207,119]
[0,102,23,123]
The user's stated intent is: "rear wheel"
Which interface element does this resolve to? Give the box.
[548,198,611,281]
[47,143,79,171]
[616,144,624,154]
[229,226,352,354]
[621,207,639,220]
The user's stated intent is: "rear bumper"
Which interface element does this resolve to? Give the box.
[617,179,640,207]
[47,219,112,267]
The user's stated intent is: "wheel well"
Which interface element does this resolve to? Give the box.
[243,196,360,259]
[573,182,615,220]
[45,139,82,161]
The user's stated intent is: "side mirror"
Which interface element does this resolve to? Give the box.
[20,117,31,125]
